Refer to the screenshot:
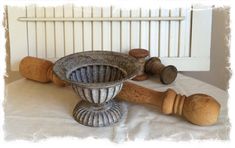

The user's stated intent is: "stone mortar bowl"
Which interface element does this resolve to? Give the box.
[53,51,140,127]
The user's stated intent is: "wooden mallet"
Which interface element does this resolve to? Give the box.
[19,56,221,126]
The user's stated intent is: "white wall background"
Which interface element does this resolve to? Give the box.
[183,7,230,90]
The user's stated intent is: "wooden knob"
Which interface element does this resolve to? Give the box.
[129,48,149,81]
[19,56,66,86]
[145,57,178,84]
[116,81,220,126]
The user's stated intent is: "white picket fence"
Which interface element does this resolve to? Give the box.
[7,4,212,71]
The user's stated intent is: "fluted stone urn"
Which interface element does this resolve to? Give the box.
[53,51,140,127]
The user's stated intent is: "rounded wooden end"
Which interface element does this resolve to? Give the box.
[182,94,221,126]
[19,56,53,83]
[160,65,178,84]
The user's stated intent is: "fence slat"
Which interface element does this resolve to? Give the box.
[26,5,37,57]
[169,8,179,57]
[36,7,46,58]
[64,4,74,55]
[140,8,149,50]
[130,8,140,49]
[102,7,111,51]
[74,6,83,52]
[83,7,92,51]
[93,7,102,50]
[54,6,64,57]
[121,9,130,53]
[112,7,121,52]
[159,8,169,57]
[179,7,191,57]
[149,8,160,57]
[45,7,55,58]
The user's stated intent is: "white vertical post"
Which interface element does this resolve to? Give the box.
[64,4,74,55]
[121,8,130,53]
[36,6,46,58]
[26,5,37,57]
[45,7,55,58]
[130,8,140,49]
[74,6,83,52]
[149,8,160,57]
[140,8,149,50]
[93,7,102,50]
[102,7,111,51]
[179,6,191,57]
[83,7,92,51]
[112,7,121,52]
[169,8,180,57]
[159,8,169,57]
[54,6,64,57]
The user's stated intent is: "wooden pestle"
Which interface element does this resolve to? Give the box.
[19,56,221,126]
[19,56,67,86]
[116,82,220,126]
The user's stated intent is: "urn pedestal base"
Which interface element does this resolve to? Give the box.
[73,100,122,127]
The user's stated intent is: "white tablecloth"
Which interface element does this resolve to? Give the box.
[4,74,230,142]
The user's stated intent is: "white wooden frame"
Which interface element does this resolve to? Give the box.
[7,5,212,71]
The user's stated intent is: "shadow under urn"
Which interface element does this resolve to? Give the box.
[53,51,140,127]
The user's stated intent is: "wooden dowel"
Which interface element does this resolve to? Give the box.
[18,16,185,22]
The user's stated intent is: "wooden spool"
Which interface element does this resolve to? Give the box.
[145,57,178,84]
[129,48,149,81]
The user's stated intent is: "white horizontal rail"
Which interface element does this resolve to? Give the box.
[17,16,185,22]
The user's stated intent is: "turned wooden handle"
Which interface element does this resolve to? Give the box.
[19,56,66,86]
[116,82,221,126]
